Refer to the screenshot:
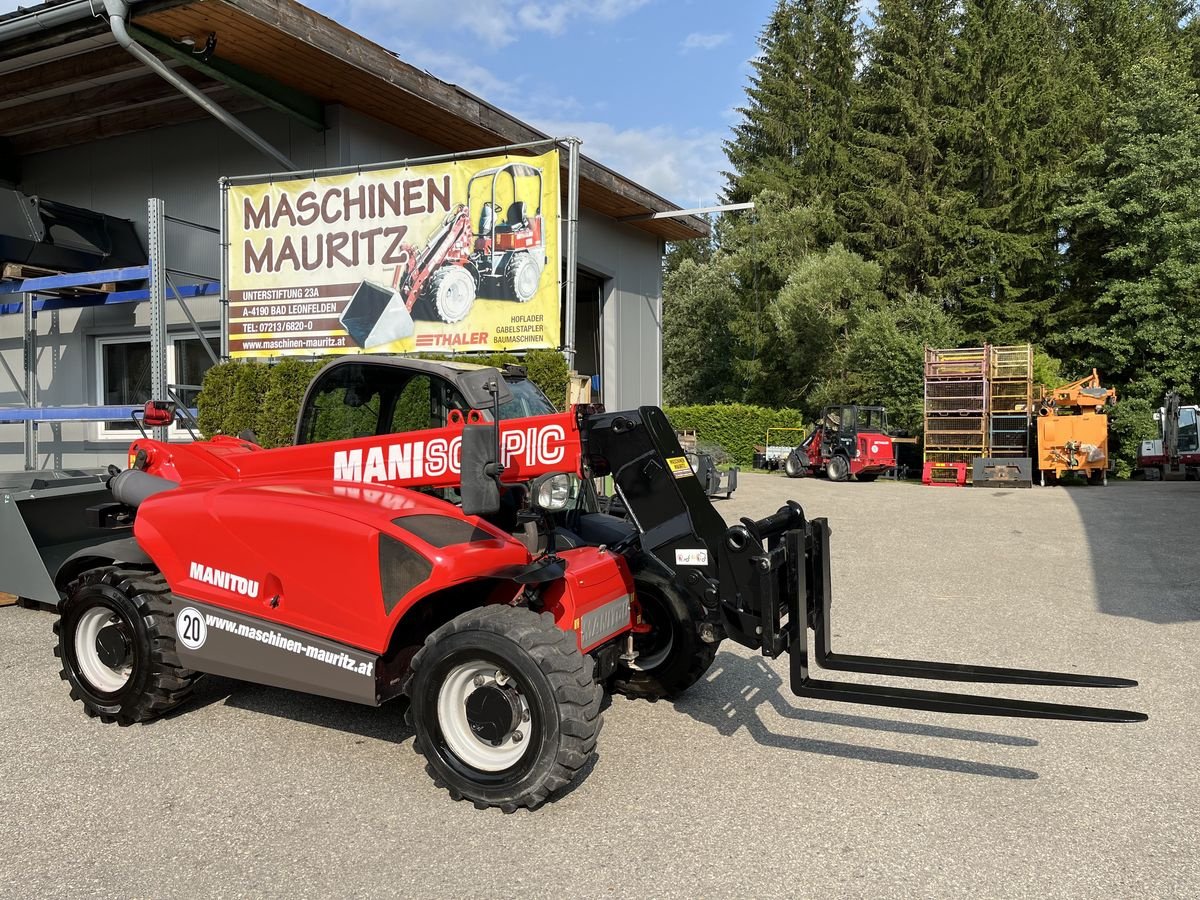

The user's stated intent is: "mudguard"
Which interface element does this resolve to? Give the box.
[132,478,533,654]
[56,536,154,592]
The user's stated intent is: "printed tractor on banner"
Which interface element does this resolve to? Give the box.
[386,162,548,326]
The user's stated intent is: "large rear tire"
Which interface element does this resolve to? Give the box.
[826,454,850,482]
[611,571,719,700]
[406,605,602,812]
[54,567,197,726]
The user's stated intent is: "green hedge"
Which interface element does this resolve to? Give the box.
[196,350,571,448]
[663,403,806,467]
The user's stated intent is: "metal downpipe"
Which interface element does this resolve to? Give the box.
[100,0,296,171]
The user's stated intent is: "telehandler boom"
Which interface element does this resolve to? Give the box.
[0,358,1145,811]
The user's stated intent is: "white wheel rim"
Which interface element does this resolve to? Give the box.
[74,607,132,693]
[436,269,476,322]
[512,256,541,301]
[436,661,533,772]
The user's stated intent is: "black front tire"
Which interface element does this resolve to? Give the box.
[827,454,850,482]
[406,605,602,812]
[611,571,719,700]
[54,567,196,726]
[784,452,805,478]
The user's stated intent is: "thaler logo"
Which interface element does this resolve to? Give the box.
[333,424,567,484]
[188,561,260,599]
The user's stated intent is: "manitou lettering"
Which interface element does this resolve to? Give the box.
[332,424,568,484]
[188,561,260,599]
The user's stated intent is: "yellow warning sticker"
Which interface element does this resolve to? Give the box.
[666,456,693,479]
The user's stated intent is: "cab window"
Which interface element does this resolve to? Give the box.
[299,365,444,443]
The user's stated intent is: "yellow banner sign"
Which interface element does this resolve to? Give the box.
[224,150,561,357]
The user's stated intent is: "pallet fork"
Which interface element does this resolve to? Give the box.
[586,407,1145,724]
[767,506,1142,722]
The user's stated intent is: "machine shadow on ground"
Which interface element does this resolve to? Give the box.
[671,651,1040,781]
[185,672,603,800]
[1066,482,1200,624]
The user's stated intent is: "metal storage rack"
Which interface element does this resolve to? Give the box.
[0,199,217,469]
[987,345,1033,459]
[924,347,989,478]
[923,343,1034,482]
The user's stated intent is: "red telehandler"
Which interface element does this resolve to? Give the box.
[0,358,1145,812]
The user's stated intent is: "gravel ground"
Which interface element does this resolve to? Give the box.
[0,474,1196,899]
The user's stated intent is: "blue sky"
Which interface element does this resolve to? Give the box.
[316,0,783,206]
[0,0,783,206]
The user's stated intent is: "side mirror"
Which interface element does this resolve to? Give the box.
[457,367,513,410]
[460,423,501,516]
[142,400,175,427]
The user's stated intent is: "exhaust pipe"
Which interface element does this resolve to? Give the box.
[108,469,178,508]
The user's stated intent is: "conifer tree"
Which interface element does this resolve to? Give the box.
[840,0,958,299]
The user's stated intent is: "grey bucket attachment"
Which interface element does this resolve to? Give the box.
[0,472,121,607]
[972,457,1033,488]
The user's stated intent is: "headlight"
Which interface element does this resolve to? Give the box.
[534,474,573,511]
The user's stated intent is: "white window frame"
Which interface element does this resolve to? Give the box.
[93,332,218,441]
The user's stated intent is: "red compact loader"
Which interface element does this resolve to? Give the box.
[0,358,1144,812]
[784,404,895,481]
[393,163,547,324]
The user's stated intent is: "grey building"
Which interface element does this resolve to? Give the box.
[0,0,704,471]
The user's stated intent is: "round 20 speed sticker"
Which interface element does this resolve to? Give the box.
[176,607,208,650]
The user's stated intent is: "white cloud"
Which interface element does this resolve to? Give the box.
[390,43,522,104]
[529,118,728,207]
[680,32,730,53]
[389,43,587,122]
[342,0,650,47]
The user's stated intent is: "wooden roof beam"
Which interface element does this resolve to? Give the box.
[2,66,219,135]
[127,23,326,131]
[7,86,262,155]
[0,45,146,105]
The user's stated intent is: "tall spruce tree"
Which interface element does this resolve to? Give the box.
[725,1,818,204]
[941,0,1095,342]
[724,0,858,234]
[841,0,958,299]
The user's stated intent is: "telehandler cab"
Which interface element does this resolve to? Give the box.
[0,358,1145,812]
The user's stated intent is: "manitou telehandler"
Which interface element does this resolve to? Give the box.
[0,358,1145,812]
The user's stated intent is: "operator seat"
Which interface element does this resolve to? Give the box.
[494,202,527,233]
